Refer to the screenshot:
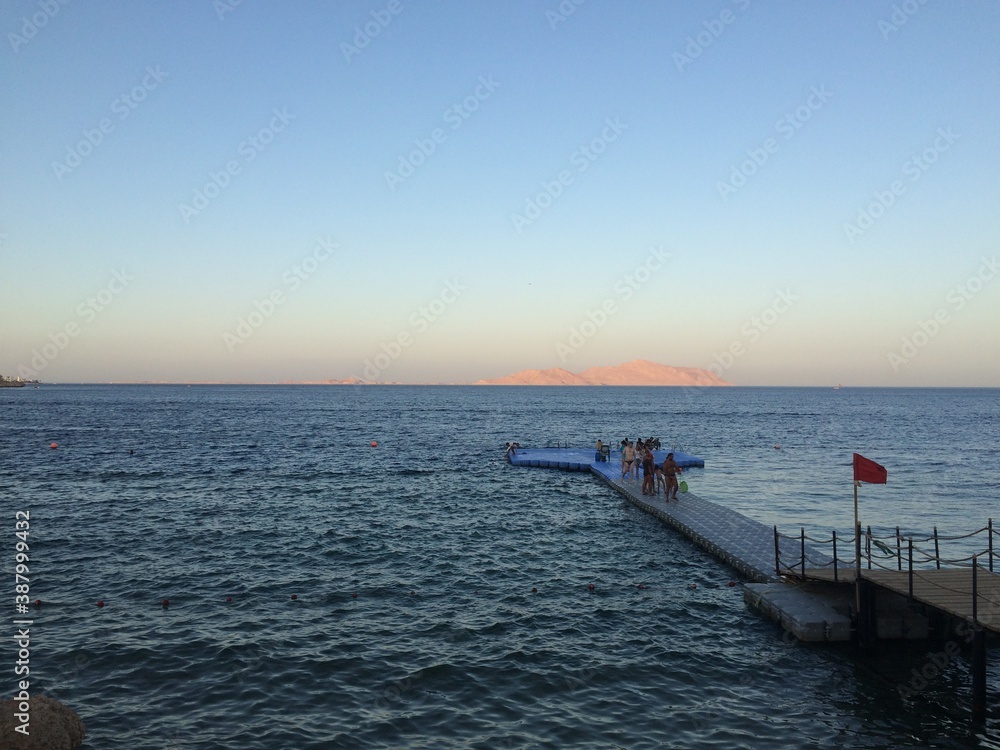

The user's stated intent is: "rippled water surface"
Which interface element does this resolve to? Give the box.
[1,385,998,748]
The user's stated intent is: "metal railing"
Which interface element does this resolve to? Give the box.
[774,518,996,583]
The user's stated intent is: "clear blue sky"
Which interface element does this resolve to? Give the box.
[2,1,998,385]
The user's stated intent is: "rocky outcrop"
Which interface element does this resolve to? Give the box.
[0,695,85,750]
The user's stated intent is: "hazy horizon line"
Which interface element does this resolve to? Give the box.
[19,381,1000,389]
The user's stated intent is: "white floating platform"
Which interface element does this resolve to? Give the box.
[744,583,853,642]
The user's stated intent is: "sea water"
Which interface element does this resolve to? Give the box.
[1,385,997,749]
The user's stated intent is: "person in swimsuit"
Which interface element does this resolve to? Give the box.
[621,441,636,479]
[641,447,655,495]
[663,452,682,500]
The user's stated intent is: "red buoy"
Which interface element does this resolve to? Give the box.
[728,581,736,587]
[33,599,42,607]
[162,598,170,607]
[531,587,537,593]
[97,600,105,608]
[352,592,358,598]
[370,441,378,448]
[291,594,297,600]
[49,442,58,449]
[588,583,595,591]
[226,596,233,603]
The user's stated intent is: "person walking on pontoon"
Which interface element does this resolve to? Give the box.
[641,447,655,495]
[621,440,636,479]
[663,452,682,500]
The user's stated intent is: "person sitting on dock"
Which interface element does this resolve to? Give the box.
[641,447,655,495]
[663,452,682,500]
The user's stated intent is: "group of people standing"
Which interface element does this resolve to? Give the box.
[617,438,682,500]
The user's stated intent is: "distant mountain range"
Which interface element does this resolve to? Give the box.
[474,359,731,386]
[101,362,730,386]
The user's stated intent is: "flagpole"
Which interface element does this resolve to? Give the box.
[854,478,863,644]
[851,453,886,647]
[854,480,860,570]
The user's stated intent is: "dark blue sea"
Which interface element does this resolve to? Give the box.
[1,385,998,749]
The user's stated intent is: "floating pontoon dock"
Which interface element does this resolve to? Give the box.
[508,446,852,641]
[511,449,999,644]
[509,445,998,722]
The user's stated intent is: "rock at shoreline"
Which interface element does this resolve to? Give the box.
[0,695,85,750]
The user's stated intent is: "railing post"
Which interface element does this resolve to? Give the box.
[896,526,902,571]
[989,518,994,573]
[832,529,839,583]
[972,554,986,724]
[933,526,940,570]
[972,555,979,625]
[800,527,806,580]
[866,525,873,570]
[773,525,780,577]
[907,537,914,600]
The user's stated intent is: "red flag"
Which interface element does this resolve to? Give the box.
[853,453,887,484]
